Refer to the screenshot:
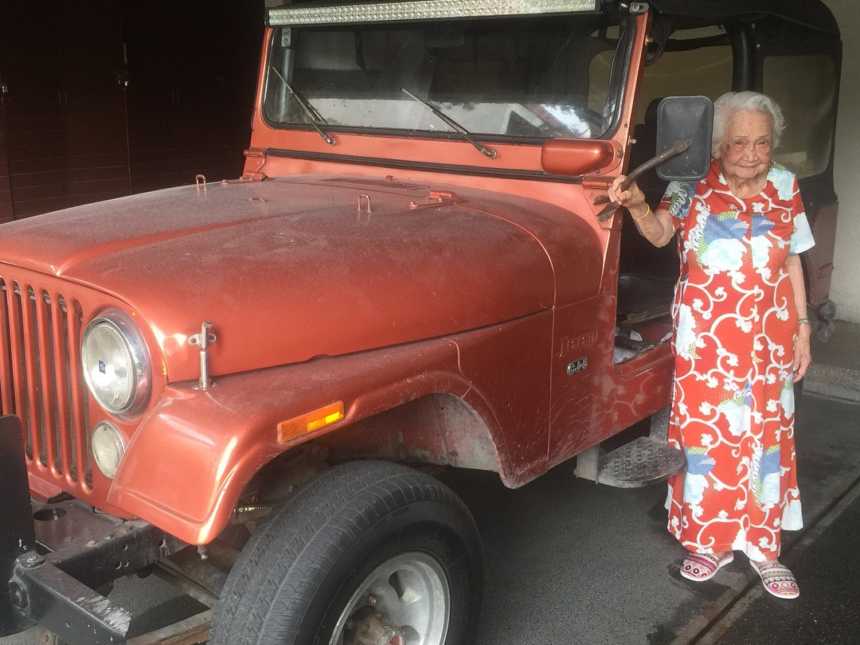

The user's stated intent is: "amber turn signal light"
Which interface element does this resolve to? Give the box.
[277,401,344,443]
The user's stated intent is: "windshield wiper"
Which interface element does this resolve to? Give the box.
[269,65,336,145]
[401,88,497,159]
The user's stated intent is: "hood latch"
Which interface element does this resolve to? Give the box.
[189,321,217,391]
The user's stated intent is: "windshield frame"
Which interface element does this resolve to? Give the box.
[260,11,638,146]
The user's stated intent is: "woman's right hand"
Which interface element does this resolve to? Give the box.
[608,176,647,214]
[608,175,673,247]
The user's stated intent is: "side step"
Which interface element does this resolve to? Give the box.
[574,408,685,488]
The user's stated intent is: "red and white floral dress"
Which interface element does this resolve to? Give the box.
[661,160,815,562]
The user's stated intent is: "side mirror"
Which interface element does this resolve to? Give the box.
[656,96,713,181]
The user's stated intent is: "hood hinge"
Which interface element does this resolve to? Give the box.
[408,190,460,211]
[241,147,268,181]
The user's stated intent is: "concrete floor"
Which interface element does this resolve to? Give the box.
[806,321,860,402]
[714,481,860,645]
[444,392,860,645]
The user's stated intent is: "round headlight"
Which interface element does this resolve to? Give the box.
[82,310,151,414]
[91,422,126,479]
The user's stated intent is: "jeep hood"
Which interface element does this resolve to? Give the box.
[0,177,569,382]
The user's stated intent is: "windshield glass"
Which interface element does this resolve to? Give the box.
[264,13,629,140]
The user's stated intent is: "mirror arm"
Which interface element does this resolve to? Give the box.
[594,140,690,221]
[620,140,689,191]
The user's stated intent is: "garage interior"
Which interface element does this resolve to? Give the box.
[0,1,859,643]
[0,0,263,223]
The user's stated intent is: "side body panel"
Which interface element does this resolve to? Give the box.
[547,9,667,465]
[549,213,673,468]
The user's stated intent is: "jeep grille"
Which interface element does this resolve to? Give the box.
[0,273,93,493]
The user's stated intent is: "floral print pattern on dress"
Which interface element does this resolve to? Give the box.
[660,160,813,562]
[697,210,748,273]
[752,444,782,508]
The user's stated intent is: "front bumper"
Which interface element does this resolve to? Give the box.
[0,416,179,644]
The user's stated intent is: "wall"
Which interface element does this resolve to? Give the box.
[825,0,860,322]
[0,0,263,222]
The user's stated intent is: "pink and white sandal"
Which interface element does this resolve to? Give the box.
[750,559,800,599]
[680,552,734,582]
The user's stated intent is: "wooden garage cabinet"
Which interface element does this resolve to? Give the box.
[0,0,261,221]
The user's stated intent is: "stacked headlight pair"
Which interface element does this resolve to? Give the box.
[81,310,151,478]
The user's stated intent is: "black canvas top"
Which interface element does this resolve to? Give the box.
[642,0,838,34]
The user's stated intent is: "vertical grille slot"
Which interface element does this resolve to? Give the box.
[66,299,91,488]
[5,281,29,455]
[50,292,75,480]
[21,285,46,465]
[35,289,60,473]
[0,278,15,413]
[0,274,89,490]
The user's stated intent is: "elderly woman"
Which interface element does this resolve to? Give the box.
[609,91,814,599]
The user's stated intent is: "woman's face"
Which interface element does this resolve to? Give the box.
[719,109,773,182]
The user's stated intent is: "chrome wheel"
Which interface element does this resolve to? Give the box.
[330,552,451,645]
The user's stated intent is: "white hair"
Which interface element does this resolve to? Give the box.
[712,91,786,158]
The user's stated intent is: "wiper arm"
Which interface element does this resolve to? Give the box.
[401,88,497,159]
[269,65,336,146]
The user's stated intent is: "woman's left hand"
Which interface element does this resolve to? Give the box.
[793,326,812,382]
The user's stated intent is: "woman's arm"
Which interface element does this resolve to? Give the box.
[607,177,676,248]
[786,254,812,382]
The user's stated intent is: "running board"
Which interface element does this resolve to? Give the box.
[574,408,685,488]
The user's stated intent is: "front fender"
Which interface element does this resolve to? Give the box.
[107,336,481,544]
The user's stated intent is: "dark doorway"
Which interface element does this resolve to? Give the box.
[0,0,263,221]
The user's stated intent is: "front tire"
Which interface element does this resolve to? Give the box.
[210,460,483,645]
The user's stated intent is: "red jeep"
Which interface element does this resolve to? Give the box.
[0,1,840,643]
